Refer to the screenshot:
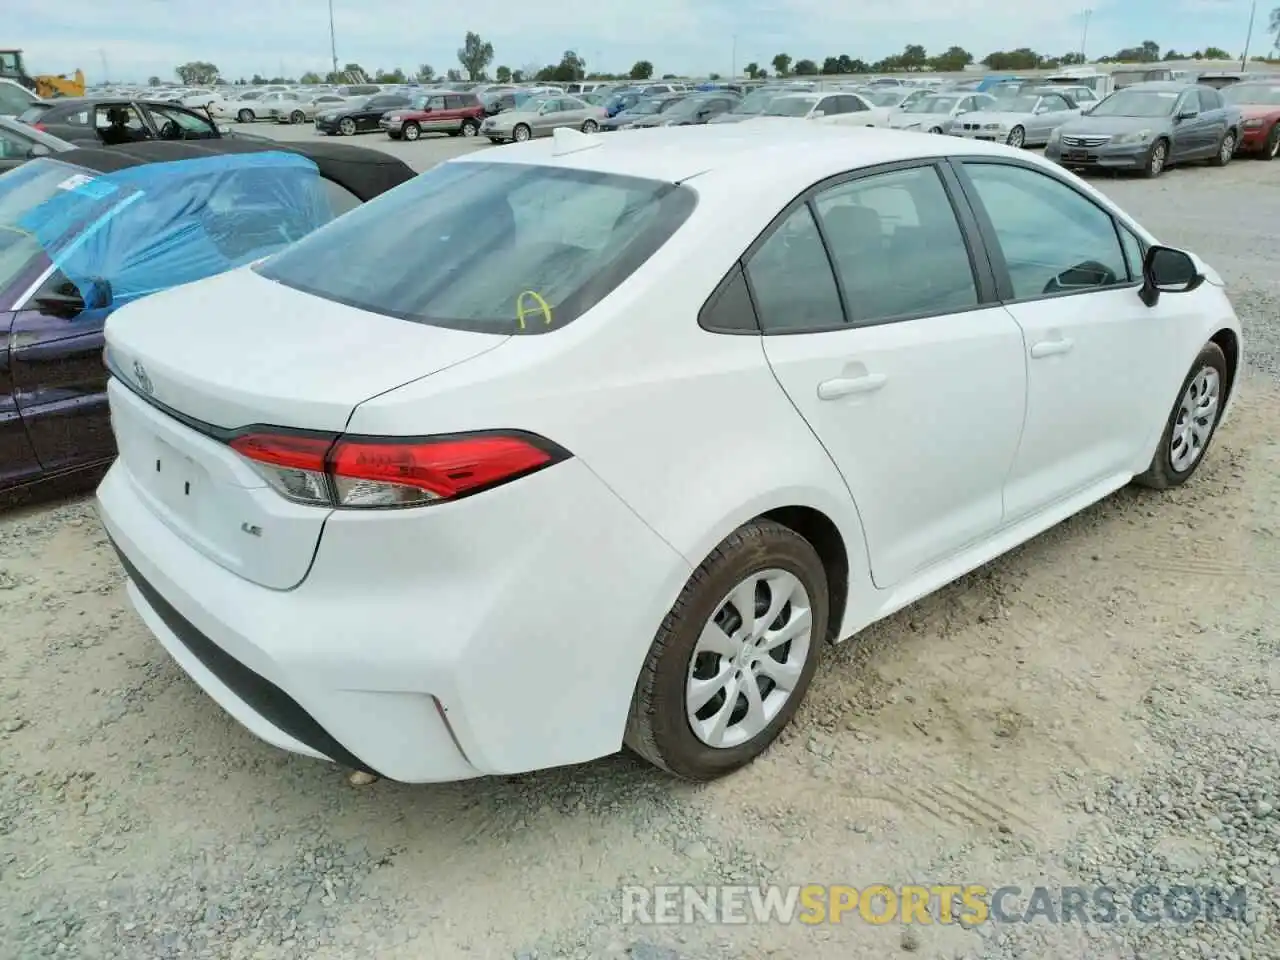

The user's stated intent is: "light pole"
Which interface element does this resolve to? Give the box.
[1080,8,1092,62]
[731,34,737,79]
[328,0,338,78]
[1241,0,1258,70]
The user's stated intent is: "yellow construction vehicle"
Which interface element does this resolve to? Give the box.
[0,49,85,98]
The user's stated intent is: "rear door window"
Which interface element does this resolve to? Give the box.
[254,162,697,334]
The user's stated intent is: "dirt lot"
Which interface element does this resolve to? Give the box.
[1,139,1277,960]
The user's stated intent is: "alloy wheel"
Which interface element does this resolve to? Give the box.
[1268,126,1280,159]
[1150,142,1167,176]
[1220,134,1235,164]
[581,119,598,133]
[685,569,813,749]
[1169,367,1221,473]
[1007,126,1025,148]
[339,118,356,136]
[514,124,531,142]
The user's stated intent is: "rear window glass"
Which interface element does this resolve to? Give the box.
[254,161,697,334]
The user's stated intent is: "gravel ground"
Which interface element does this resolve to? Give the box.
[1,132,1277,960]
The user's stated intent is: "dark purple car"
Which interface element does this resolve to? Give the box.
[1,138,415,501]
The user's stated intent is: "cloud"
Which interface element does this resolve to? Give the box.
[9,0,1266,82]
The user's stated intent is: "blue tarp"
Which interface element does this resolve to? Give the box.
[10,151,334,308]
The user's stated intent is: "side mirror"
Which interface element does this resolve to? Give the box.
[810,110,825,118]
[217,124,230,134]
[1140,245,1203,306]
[84,277,113,310]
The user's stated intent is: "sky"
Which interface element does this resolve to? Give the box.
[10,0,1276,83]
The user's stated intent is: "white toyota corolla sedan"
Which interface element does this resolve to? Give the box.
[97,123,1243,784]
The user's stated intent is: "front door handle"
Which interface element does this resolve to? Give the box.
[817,373,887,400]
[1030,338,1074,359]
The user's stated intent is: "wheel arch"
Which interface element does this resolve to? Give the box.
[759,506,849,644]
[1210,326,1240,409]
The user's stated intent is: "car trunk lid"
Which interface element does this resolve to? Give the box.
[105,267,508,589]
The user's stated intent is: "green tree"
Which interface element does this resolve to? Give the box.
[793,59,818,75]
[821,56,840,74]
[709,73,721,80]
[1058,52,1086,65]
[175,61,219,84]
[1271,6,1280,51]
[416,63,435,82]
[457,31,495,80]
[1202,46,1230,59]
[495,65,511,82]
[899,44,928,70]
[299,70,322,83]
[554,50,586,82]
[629,60,653,80]
[771,53,792,76]
[147,75,161,86]
[744,61,761,79]
[982,48,1042,70]
[374,67,406,83]
[511,68,525,82]
[930,46,973,71]
[446,68,463,82]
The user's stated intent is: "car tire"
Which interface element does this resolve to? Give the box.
[460,119,479,137]
[237,109,254,123]
[581,119,598,133]
[338,118,356,136]
[1210,130,1236,167]
[929,126,943,134]
[1006,125,1026,149]
[513,123,531,142]
[1143,138,1169,178]
[1133,342,1228,490]
[1265,124,1280,161]
[403,122,421,141]
[624,519,829,781]
[290,110,305,124]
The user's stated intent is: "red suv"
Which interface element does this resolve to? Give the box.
[380,92,486,141]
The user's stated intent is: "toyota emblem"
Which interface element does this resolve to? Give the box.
[132,360,154,395]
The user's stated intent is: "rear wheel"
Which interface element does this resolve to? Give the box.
[237,109,254,123]
[1210,131,1236,166]
[338,118,356,136]
[1006,125,1026,148]
[513,123,531,142]
[581,119,598,133]
[929,126,943,134]
[1265,124,1280,160]
[1133,343,1228,489]
[1143,138,1169,178]
[624,520,828,781]
[460,119,479,137]
[289,110,305,124]
[402,122,421,141]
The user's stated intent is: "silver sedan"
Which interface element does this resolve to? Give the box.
[890,93,995,134]
[481,96,606,143]
[947,92,1082,148]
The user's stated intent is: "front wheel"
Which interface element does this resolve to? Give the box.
[237,109,254,123]
[402,122,421,141]
[338,118,356,136]
[624,520,828,781]
[1006,125,1026,149]
[1210,131,1236,166]
[289,110,305,124]
[581,119,598,133]
[1143,139,1169,178]
[460,119,479,137]
[513,123,531,142]
[1133,342,1228,490]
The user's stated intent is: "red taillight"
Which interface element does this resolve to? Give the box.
[229,430,567,509]
[32,122,46,131]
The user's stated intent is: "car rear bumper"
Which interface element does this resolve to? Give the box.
[96,448,690,783]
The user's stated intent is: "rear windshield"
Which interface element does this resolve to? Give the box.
[254,161,697,334]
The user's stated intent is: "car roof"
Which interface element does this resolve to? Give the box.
[47,138,416,200]
[450,122,1016,186]
[1122,81,1203,92]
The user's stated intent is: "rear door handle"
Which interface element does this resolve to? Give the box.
[817,373,887,400]
[1030,338,1074,359]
